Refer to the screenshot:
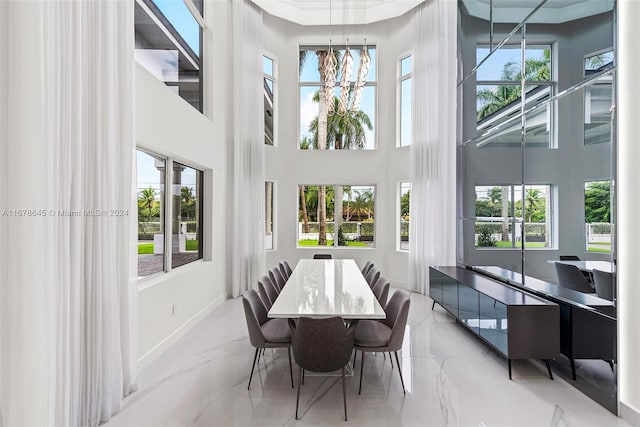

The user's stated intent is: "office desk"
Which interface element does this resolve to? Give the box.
[268,259,385,319]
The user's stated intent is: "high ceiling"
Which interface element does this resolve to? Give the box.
[250,0,614,26]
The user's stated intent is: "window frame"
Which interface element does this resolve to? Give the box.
[397,53,412,148]
[263,52,278,146]
[398,181,411,252]
[265,180,276,251]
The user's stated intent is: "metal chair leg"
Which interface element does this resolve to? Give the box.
[394,351,406,394]
[359,351,365,395]
[288,347,294,388]
[302,368,305,385]
[508,359,512,380]
[342,367,348,421]
[248,348,259,390]
[390,352,393,368]
[352,349,357,369]
[295,366,303,419]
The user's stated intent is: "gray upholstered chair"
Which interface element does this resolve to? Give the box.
[289,316,357,421]
[313,253,332,259]
[592,269,615,301]
[242,289,293,390]
[354,290,411,394]
[361,261,374,276]
[371,276,390,308]
[554,262,594,293]
[269,266,287,292]
[258,276,279,309]
[280,260,293,279]
[365,267,380,288]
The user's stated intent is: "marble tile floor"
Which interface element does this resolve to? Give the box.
[107,291,629,427]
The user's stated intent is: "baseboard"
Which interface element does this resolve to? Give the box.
[620,402,640,426]
[137,293,226,369]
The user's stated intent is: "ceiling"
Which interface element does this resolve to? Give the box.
[250,0,614,26]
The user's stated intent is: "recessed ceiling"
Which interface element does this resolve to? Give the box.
[249,0,426,25]
[461,0,614,24]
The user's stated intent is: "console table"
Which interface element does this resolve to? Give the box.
[430,266,560,379]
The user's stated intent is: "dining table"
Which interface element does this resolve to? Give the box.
[268,259,386,320]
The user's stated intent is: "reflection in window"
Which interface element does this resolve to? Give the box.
[265,181,274,250]
[399,55,412,147]
[171,162,204,269]
[474,185,552,248]
[399,182,411,250]
[134,0,204,111]
[584,50,614,146]
[584,180,612,253]
[297,185,375,247]
[137,150,166,277]
[299,47,376,150]
[264,55,275,145]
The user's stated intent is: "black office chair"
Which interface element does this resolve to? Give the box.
[592,269,615,301]
[313,254,332,259]
[559,255,581,261]
[554,263,594,293]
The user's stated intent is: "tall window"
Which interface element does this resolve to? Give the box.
[134,0,204,111]
[137,149,204,277]
[265,181,275,250]
[298,46,376,150]
[474,184,552,248]
[399,55,412,147]
[584,180,611,253]
[298,185,375,247]
[399,182,411,250]
[264,55,276,146]
[475,45,553,148]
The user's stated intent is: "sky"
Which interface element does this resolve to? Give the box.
[137,151,197,199]
[152,0,200,55]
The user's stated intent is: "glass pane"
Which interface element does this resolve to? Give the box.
[458,285,479,334]
[584,74,613,146]
[263,55,273,76]
[265,182,274,250]
[264,77,274,145]
[522,185,551,248]
[479,293,508,355]
[400,78,412,147]
[171,162,203,269]
[298,185,335,247]
[400,182,410,250]
[585,180,612,253]
[338,185,375,247]
[151,0,200,54]
[476,46,550,82]
[441,276,458,316]
[584,51,614,73]
[137,150,165,277]
[401,55,412,76]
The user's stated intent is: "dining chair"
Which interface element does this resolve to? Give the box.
[279,260,293,279]
[241,289,294,390]
[269,267,287,292]
[559,255,581,261]
[361,261,374,276]
[592,269,615,301]
[289,316,358,421]
[354,290,411,395]
[258,276,279,309]
[365,267,381,287]
[554,262,594,293]
[371,276,390,308]
[313,254,332,259]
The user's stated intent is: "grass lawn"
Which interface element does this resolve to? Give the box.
[298,240,368,247]
[493,241,546,248]
[587,247,612,253]
[138,240,199,254]
[186,240,199,251]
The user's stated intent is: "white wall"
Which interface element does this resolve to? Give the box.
[134,0,231,366]
[262,11,414,289]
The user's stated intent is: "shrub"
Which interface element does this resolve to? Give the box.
[477,225,497,247]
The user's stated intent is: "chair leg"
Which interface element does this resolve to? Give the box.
[302,368,305,385]
[341,367,348,421]
[394,351,406,395]
[607,359,615,372]
[570,359,577,380]
[359,351,365,395]
[432,300,436,310]
[352,349,357,369]
[248,348,259,390]
[295,366,302,420]
[389,352,393,368]
[288,347,294,388]
[544,359,553,380]
[508,359,512,380]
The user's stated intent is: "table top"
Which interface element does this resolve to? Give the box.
[268,259,386,319]
[547,260,614,273]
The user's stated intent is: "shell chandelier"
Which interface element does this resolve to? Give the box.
[338,47,353,115]
[351,48,370,112]
[323,49,338,114]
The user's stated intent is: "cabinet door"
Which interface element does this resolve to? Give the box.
[441,274,458,316]
[429,268,442,304]
[478,292,508,355]
[458,284,480,335]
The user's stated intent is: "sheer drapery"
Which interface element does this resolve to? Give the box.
[409,0,457,294]
[0,1,136,425]
[231,0,266,298]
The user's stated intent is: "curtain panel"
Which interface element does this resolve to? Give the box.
[409,0,457,294]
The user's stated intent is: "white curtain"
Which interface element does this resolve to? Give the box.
[231,0,266,298]
[0,1,136,425]
[409,0,457,294]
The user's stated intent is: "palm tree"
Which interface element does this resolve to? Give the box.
[486,187,502,217]
[139,187,156,223]
[180,186,195,220]
[309,94,373,149]
[299,185,310,233]
[524,188,542,223]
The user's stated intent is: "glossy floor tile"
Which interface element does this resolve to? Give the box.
[107,291,629,427]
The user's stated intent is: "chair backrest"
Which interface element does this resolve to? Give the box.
[278,261,290,280]
[313,253,332,259]
[242,289,267,348]
[258,276,278,308]
[383,291,411,352]
[290,316,356,373]
[559,255,581,261]
[592,269,615,301]
[372,277,390,308]
[554,263,594,293]
[269,267,286,291]
[361,261,374,275]
[365,267,380,287]
[281,260,293,277]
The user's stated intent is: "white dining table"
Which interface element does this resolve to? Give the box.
[268,259,386,319]
[547,260,614,273]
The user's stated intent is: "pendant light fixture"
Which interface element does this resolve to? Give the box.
[351,0,370,113]
[323,0,337,114]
